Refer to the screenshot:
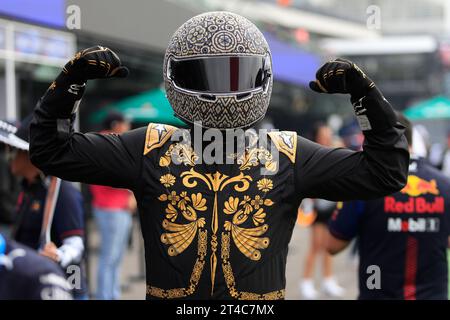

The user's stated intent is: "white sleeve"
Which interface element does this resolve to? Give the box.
[56,236,84,268]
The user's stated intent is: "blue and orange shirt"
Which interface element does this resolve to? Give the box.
[330,157,450,300]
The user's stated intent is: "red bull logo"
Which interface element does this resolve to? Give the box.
[385,196,444,214]
[385,175,444,214]
[400,175,439,197]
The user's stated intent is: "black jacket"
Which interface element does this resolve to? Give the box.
[29,74,409,299]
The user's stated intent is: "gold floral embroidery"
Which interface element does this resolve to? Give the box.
[159,144,174,167]
[156,163,279,298]
[222,194,273,261]
[160,174,176,187]
[160,142,199,167]
[221,233,285,300]
[241,196,253,215]
[252,208,266,226]
[231,147,278,172]
[226,223,269,261]
[223,195,273,225]
[257,178,273,192]
[224,196,239,215]
[161,218,205,256]
[147,229,208,299]
[158,190,208,256]
[157,191,179,205]
[165,203,178,222]
[180,168,253,295]
[159,191,207,223]
[251,195,264,209]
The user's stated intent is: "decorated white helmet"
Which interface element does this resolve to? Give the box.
[164,11,273,129]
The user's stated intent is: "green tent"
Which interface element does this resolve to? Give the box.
[404,96,450,120]
[90,88,186,126]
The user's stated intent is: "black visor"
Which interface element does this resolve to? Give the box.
[168,55,271,94]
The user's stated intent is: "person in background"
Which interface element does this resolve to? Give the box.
[0,117,87,299]
[0,122,21,236]
[441,131,450,178]
[327,114,450,299]
[300,123,345,299]
[90,111,136,300]
[0,233,73,300]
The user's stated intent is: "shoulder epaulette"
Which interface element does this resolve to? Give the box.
[143,123,178,155]
[267,131,297,164]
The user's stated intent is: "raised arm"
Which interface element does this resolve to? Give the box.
[29,46,144,190]
[296,59,409,201]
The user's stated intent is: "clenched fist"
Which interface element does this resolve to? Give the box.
[309,58,375,100]
[62,46,129,81]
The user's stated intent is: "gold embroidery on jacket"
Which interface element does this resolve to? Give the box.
[159,191,207,255]
[143,123,177,155]
[230,147,277,172]
[150,131,291,298]
[267,131,297,163]
[222,193,273,260]
[159,174,176,187]
[146,229,207,298]
[221,232,285,300]
[257,178,273,192]
[160,142,199,167]
[180,168,252,295]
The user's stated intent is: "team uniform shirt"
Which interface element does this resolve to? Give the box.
[0,235,72,300]
[29,73,409,299]
[329,158,450,300]
[13,178,87,297]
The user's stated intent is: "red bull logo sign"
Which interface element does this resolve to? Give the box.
[384,175,444,214]
[400,175,439,197]
[385,197,444,213]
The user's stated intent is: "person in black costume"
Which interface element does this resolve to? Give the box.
[29,12,409,299]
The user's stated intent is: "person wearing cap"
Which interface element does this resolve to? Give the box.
[89,111,136,300]
[0,233,73,300]
[0,121,21,236]
[0,117,88,299]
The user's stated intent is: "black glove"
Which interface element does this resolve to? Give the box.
[38,46,128,119]
[309,58,375,102]
[62,46,129,82]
